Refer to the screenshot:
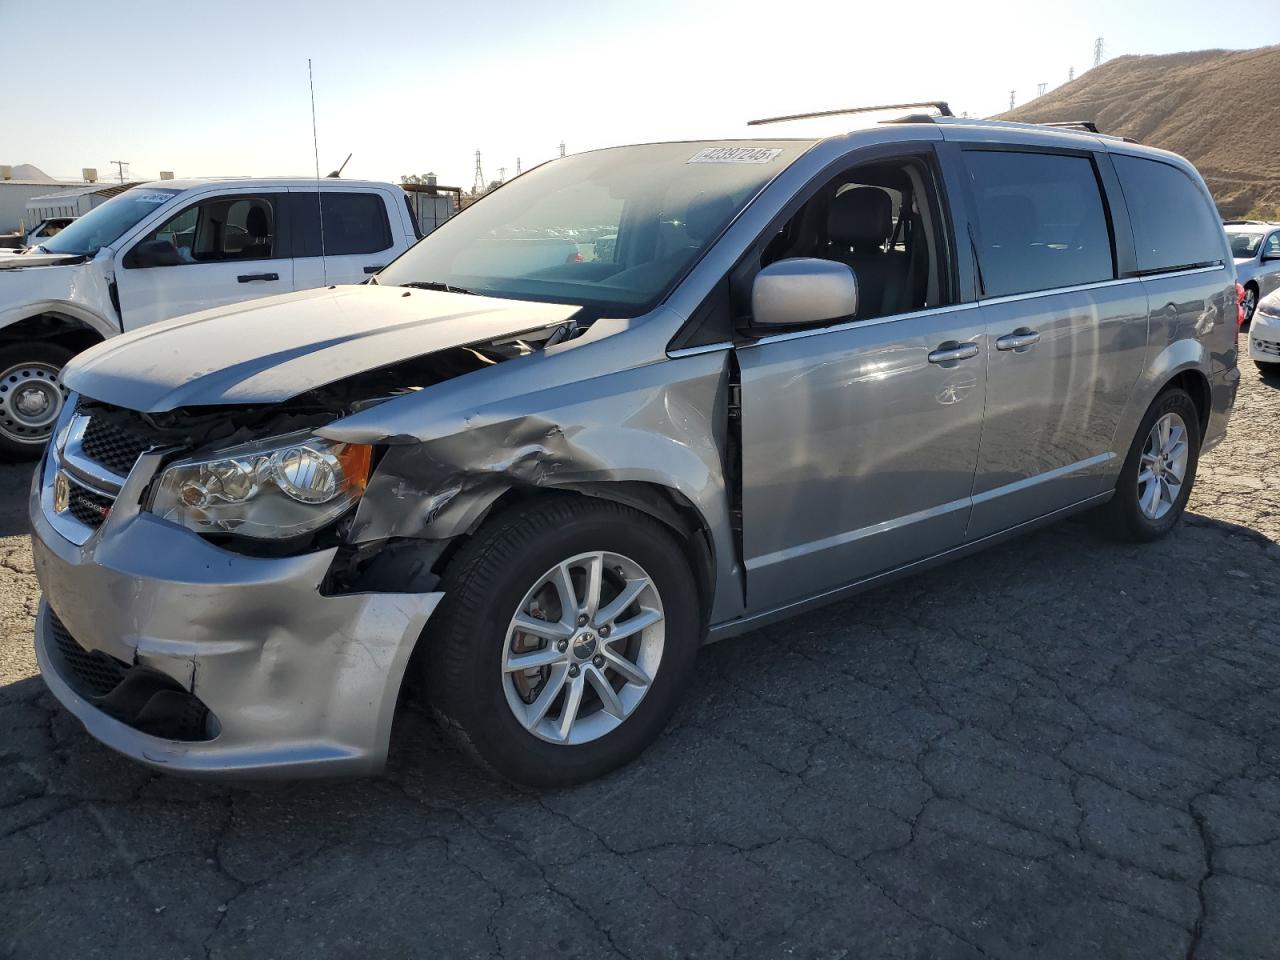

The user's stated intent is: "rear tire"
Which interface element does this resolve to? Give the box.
[422,494,700,786]
[1096,387,1200,542]
[0,342,73,462]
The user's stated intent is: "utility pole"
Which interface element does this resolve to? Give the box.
[109,160,128,184]
[1094,37,1104,68]
[559,140,566,158]
[1037,82,1047,97]
[1009,90,1016,111]
[472,150,485,194]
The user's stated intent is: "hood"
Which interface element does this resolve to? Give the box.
[0,251,89,270]
[63,284,581,412]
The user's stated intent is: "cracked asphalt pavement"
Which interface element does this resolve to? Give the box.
[2,342,1279,959]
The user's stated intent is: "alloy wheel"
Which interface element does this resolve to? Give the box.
[501,550,665,745]
[1137,412,1189,521]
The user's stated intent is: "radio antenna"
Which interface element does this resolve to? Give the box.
[308,58,327,284]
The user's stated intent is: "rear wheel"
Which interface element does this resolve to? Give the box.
[1096,388,1200,542]
[423,495,700,786]
[0,342,73,461]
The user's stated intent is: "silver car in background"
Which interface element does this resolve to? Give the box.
[30,112,1238,786]
[1225,220,1280,322]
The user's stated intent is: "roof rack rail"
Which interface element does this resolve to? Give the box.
[748,101,953,126]
[1039,120,1100,133]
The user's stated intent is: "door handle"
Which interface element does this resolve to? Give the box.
[363,265,386,274]
[237,272,279,283]
[995,329,1041,351]
[928,341,980,364]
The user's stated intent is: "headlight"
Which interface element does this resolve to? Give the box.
[1257,300,1280,320]
[150,432,372,540]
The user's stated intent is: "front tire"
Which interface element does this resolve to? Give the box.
[423,494,700,786]
[1097,387,1200,542]
[0,342,73,461]
[1243,284,1259,326]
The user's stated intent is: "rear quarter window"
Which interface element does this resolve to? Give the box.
[1112,155,1224,274]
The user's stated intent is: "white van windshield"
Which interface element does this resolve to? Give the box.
[41,188,181,256]
[377,141,812,316]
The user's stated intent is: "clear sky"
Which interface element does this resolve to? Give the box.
[4,0,1276,189]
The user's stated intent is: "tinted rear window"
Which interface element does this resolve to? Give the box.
[964,150,1115,298]
[1112,155,1224,274]
[291,192,393,257]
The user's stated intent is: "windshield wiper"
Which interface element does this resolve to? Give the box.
[399,281,477,295]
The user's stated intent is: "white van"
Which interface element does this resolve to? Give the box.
[0,178,418,456]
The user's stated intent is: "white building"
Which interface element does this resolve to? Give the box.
[0,164,92,234]
[25,181,140,223]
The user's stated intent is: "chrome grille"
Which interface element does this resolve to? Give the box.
[64,481,113,529]
[80,415,152,477]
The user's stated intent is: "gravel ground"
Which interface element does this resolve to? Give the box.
[2,344,1278,960]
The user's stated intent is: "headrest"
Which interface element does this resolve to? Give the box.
[683,194,736,243]
[828,187,893,249]
[245,205,270,237]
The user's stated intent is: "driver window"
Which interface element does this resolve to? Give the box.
[136,196,277,264]
[762,157,949,321]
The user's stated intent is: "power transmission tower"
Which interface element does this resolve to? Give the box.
[1068,66,1075,82]
[516,157,522,176]
[1009,90,1016,111]
[559,140,566,158]
[497,166,506,183]
[109,160,129,184]
[1037,82,1047,97]
[472,150,485,194]
[1093,37,1104,68]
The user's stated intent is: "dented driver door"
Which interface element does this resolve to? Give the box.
[736,305,987,613]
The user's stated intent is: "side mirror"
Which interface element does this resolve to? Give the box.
[1263,250,1280,262]
[750,258,858,329]
[126,239,184,268]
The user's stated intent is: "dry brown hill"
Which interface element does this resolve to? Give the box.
[996,45,1280,218]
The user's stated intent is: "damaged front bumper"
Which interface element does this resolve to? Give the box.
[29,454,442,779]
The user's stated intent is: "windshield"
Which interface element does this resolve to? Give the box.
[1228,232,1264,259]
[377,140,812,315]
[41,187,181,256]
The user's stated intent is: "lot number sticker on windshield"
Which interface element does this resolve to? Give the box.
[688,147,783,164]
[133,193,174,203]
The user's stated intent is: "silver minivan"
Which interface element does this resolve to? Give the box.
[29,111,1239,785]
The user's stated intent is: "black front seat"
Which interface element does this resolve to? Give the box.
[825,187,909,319]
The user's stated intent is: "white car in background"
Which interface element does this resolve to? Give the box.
[0,178,419,457]
[1247,287,1280,373]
